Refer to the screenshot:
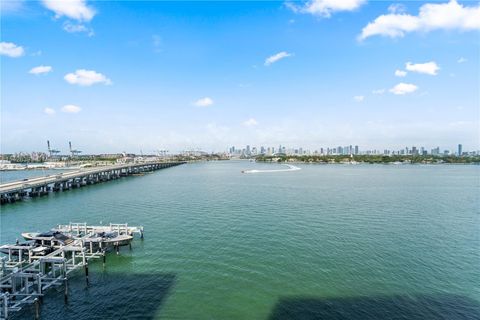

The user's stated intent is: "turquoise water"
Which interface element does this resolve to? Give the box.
[1,161,479,319]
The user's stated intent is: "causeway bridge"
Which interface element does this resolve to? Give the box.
[0,161,185,205]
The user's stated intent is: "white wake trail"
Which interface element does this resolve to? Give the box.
[242,164,301,174]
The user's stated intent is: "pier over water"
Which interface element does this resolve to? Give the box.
[0,161,185,205]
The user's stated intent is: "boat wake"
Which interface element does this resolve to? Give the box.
[242,164,301,174]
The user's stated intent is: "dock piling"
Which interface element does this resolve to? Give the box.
[84,263,89,286]
[34,298,40,320]
[64,277,68,303]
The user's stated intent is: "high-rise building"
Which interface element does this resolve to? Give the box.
[354,145,359,155]
[458,144,462,156]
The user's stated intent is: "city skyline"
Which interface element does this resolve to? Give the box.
[1,0,479,153]
[2,141,476,157]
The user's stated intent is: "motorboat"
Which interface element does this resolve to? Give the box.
[0,241,53,257]
[22,231,75,246]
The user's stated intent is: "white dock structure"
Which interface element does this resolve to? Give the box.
[0,161,185,204]
[0,222,143,319]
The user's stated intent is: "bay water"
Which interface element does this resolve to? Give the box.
[1,161,479,319]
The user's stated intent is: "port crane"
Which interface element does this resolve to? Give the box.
[47,140,60,158]
[155,150,168,157]
[69,141,82,158]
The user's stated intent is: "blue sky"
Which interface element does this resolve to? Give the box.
[1,0,479,153]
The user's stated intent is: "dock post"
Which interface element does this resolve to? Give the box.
[102,251,106,268]
[37,273,43,303]
[64,277,68,303]
[34,298,40,320]
[129,242,132,251]
[84,263,89,286]
[3,293,8,319]
[116,243,119,255]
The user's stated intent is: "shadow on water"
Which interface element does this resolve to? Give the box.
[15,272,176,320]
[268,294,480,320]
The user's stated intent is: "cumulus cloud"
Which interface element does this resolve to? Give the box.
[457,57,467,63]
[389,82,418,95]
[41,0,95,21]
[61,104,82,113]
[29,65,53,75]
[354,95,365,102]
[359,0,480,40]
[287,0,366,18]
[265,51,293,66]
[194,97,214,107]
[0,42,24,57]
[243,118,259,127]
[395,69,407,77]
[64,69,112,86]
[388,3,406,14]
[63,21,94,36]
[44,107,56,115]
[405,61,439,75]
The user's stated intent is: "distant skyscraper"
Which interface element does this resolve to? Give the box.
[458,144,462,156]
[354,145,359,155]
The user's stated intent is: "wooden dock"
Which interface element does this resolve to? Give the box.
[0,161,185,205]
[0,222,143,319]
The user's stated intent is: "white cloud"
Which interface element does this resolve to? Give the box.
[0,42,24,58]
[63,22,94,36]
[388,3,406,14]
[243,118,259,127]
[41,0,95,22]
[372,89,386,95]
[354,95,364,102]
[64,69,112,86]
[457,57,467,63]
[395,69,407,77]
[359,0,480,40]
[44,107,56,115]
[287,0,366,18]
[194,97,214,107]
[29,65,53,75]
[61,104,82,113]
[389,82,418,95]
[405,61,439,75]
[265,51,293,66]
